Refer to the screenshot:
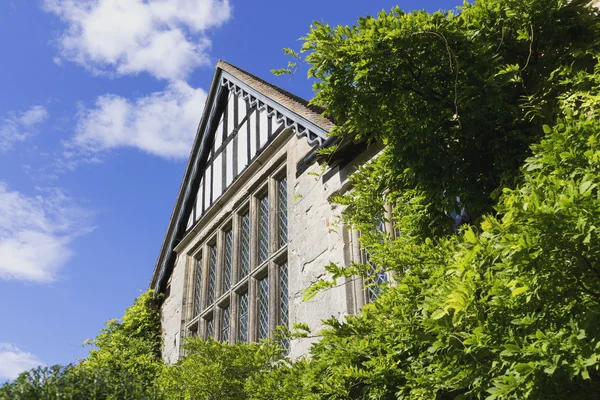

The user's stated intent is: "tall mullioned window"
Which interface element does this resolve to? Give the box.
[186,166,290,345]
[347,219,391,310]
[365,221,388,302]
[205,316,214,339]
[258,194,270,264]
[240,213,251,279]
[364,248,388,303]
[208,244,217,305]
[238,292,249,342]
[257,277,269,340]
[193,256,203,317]
[279,262,290,350]
[221,306,230,342]
[223,230,233,291]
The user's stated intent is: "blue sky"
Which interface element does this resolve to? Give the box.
[0,0,462,380]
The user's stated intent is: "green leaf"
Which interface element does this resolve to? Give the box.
[431,309,448,320]
[511,286,529,296]
[464,228,477,244]
[579,180,595,196]
[514,363,533,375]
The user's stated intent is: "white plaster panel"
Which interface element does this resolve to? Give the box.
[203,168,211,210]
[214,116,224,149]
[249,110,258,158]
[259,111,268,147]
[213,154,223,200]
[237,121,249,171]
[227,92,235,136]
[226,142,234,187]
[195,177,204,221]
[238,97,247,121]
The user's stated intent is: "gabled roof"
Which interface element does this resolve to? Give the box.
[150,60,333,294]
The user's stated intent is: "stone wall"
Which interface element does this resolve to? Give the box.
[160,128,377,362]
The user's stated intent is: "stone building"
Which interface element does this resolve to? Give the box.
[149,61,383,363]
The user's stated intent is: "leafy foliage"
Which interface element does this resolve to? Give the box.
[159,338,290,400]
[0,291,163,400]
[77,290,163,397]
[302,0,600,226]
[274,0,600,398]
[297,103,600,399]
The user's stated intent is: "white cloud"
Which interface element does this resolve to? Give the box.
[44,0,231,80]
[66,80,206,161]
[0,344,44,380]
[0,106,49,152]
[0,183,93,282]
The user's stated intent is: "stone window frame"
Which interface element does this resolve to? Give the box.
[184,163,290,343]
[345,203,396,311]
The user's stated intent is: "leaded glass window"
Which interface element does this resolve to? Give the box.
[205,316,214,339]
[240,213,251,279]
[365,249,388,302]
[208,244,217,305]
[185,166,290,348]
[279,263,289,328]
[365,221,388,303]
[257,277,269,340]
[258,194,269,264]
[238,292,249,342]
[278,178,288,247]
[279,262,289,350]
[193,257,203,316]
[223,230,233,291]
[221,306,230,342]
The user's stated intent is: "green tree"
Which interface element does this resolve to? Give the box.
[0,291,163,400]
[77,290,163,399]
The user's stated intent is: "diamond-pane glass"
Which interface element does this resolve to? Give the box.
[365,249,388,303]
[257,277,269,340]
[208,245,217,306]
[238,292,249,342]
[240,214,250,279]
[365,221,388,302]
[193,257,203,316]
[223,230,233,291]
[279,262,290,351]
[205,317,214,339]
[258,195,269,264]
[278,178,288,247]
[221,306,230,342]
[279,263,289,328]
